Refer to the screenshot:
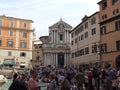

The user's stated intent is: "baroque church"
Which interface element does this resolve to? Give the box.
[40,19,72,67]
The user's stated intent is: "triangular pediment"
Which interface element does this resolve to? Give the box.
[49,19,72,29]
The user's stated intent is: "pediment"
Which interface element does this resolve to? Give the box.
[49,19,72,29]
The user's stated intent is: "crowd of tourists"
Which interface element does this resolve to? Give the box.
[7,65,120,90]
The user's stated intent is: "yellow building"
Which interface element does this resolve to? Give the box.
[0,15,35,68]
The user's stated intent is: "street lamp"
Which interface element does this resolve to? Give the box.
[93,42,102,69]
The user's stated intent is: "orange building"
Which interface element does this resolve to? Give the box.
[98,0,120,68]
[0,15,35,68]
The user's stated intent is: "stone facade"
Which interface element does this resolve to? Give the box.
[32,40,43,67]
[41,19,72,67]
[70,12,100,68]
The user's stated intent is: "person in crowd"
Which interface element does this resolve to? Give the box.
[47,72,58,90]
[87,70,93,90]
[84,73,89,90]
[60,76,71,90]
[111,74,118,90]
[92,67,99,90]
[118,73,120,90]
[75,70,84,90]
[9,73,28,90]
[28,70,39,90]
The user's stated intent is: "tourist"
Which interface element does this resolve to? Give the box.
[8,73,28,90]
[60,76,71,90]
[74,70,84,90]
[47,72,58,90]
[28,70,39,90]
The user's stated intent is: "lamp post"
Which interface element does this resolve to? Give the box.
[93,42,102,70]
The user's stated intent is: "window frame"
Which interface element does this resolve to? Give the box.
[10,20,14,27]
[102,1,107,10]
[60,34,63,41]
[9,30,13,36]
[112,0,118,5]
[100,26,106,35]
[21,41,26,48]
[8,51,12,56]
[0,39,2,46]
[7,40,13,47]
[0,30,2,35]
[115,20,120,30]
[91,28,96,35]
[22,32,27,38]
[0,20,2,26]
[116,40,120,51]
[20,52,26,57]
[23,22,26,29]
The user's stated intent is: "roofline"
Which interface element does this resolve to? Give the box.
[97,0,106,4]
[49,19,72,29]
[70,11,99,33]
[0,15,34,23]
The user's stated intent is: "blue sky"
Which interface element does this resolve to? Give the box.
[0,0,100,39]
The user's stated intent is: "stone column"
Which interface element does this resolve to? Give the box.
[55,53,56,67]
[66,53,70,67]
[64,53,66,66]
[56,53,58,67]
[44,53,47,66]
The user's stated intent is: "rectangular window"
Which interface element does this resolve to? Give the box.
[101,43,107,53]
[75,30,78,35]
[92,28,96,35]
[115,20,120,30]
[20,52,26,57]
[9,30,13,36]
[72,53,74,58]
[113,9,119,15]
[60,34,63,41]
[7,40,13,47]
[71,33,74,38]
[116,40,120,51]
[21,41,26,48]
[85,47,89,54]
[112,0,118,5]
[10,21,14,27]
[80,26,83,32]
[102,2,107,10]
[8,52,12,56]
[85,22,88,29]
[0,20,2,26]
[22,32,27,38]
[0,30,2,35]
[91,17,96,25]
[102,14,107,19]
[23,22,26,29]
[75,38,77,43]
[92,45,97,53]
[0,39,2,46]
[81,34,84,40]
[71,41,74,45]
[100,26,106,35]
[85,32,88,38]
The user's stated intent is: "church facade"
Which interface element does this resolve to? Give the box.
[41,19,72,67]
